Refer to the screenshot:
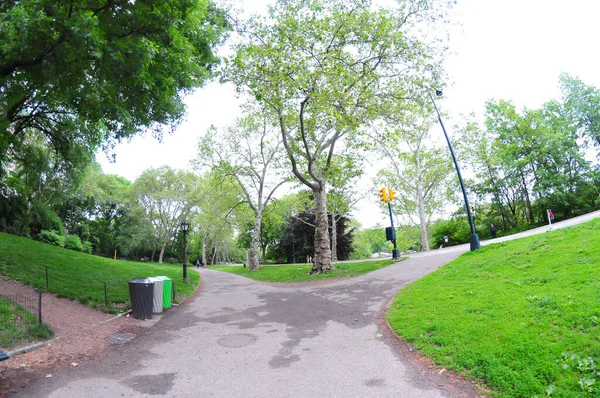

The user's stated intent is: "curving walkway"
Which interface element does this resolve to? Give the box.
[13,211,600,397]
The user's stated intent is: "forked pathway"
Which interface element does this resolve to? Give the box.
[15,250,477,398]
[14,211,600,397]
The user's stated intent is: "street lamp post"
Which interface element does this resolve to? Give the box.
[428,89,481,251]
[291,233,296,264]
[181,220,189,282]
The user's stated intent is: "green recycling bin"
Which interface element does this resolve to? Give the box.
[155,276,172,309]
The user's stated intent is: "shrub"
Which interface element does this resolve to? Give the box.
[30,202,64,236]
[82,241,93,254]
[38,230,65,248]
[64,235,84,252]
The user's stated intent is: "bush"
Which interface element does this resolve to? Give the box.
[38,230,65,248]
[82,241,93,254]
[64,235,84,252]
[30,202,64,237]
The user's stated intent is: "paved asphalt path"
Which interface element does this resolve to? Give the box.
[13,211,600,398]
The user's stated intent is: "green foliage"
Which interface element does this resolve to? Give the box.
[132,166,201,263]
[210,259,396,283]
[82,240,93,254]
[0,232,199,312]
[1,0,230,170]
[428,216,471,247]
[561,73,600,151]
[276,209,355,262]
[350,226,393,259]
[387,218,600,397]
[64,234,84,252]
[374,106,455,251]
[226,0,452,270]
[461,75,600,235]
[38,229,65,248]
[30,203,64,237]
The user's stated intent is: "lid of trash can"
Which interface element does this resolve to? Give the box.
[129,278,154,284]
[155,276,171,281]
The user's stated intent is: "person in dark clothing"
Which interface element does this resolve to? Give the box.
[490,224,497,239]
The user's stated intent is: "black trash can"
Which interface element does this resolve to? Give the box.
[128,278,154,319]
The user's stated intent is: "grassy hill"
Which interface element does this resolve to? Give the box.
[0,232,199,312]
[388,218,600,397]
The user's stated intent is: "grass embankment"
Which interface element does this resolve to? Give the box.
[388,219,600,397]
[0,232,199,312]
[210,259,396,282]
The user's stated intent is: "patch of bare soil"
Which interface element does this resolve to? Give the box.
[0,278,145,397]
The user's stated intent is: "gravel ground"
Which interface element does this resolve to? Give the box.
[0,278,145,397]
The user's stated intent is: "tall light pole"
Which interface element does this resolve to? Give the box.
[291,232,296,264]
[428,89,480,251]
[181,220,189,282]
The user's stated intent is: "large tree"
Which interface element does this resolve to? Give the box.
[196,115,288,271]
[374,107,453,251]
[0,0,229,172]
[132,166,199,263]
[560,73,600,151]
[226,0,451,273]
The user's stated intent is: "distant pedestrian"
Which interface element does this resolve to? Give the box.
[547,209,554,230]
[243,262,246,268]
[196,257,201,269]
[490,224,497,239]
[444,236,448,247]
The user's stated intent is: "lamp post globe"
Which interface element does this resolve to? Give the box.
[428,88,480,251]
[181,220,189,282]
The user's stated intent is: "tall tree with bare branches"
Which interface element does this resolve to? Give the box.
[195,115,289,271]
[225,0,452,272]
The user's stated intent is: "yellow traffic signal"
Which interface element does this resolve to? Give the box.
[388,188,397,201]
[379,187,389,203]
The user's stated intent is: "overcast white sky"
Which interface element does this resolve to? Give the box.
[96,0,600,228]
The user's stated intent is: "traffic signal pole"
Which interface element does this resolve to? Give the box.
[380,186,401,260]
[388,202,401,260]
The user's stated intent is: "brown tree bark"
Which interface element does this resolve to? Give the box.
[330,213,338,262]
[311,187,333,274]
[248,213,262,271]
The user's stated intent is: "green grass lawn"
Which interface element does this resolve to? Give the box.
[209,259,396,282]
[0,232,199,313]
[388,219,600,398]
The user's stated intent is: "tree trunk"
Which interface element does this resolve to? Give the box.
[211,249,217,265]
[330,213,338,262]
[158,241,166,263]
[248,212,262,271]
[151,237,158,262]
[261,244,267,265]
[520,170,535,224]
[202,233,208,266]
[311,186,333,274]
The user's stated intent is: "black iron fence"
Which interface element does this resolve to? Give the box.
[0,262,181,351]
[0,262,177,313]
[0,289,46,350]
